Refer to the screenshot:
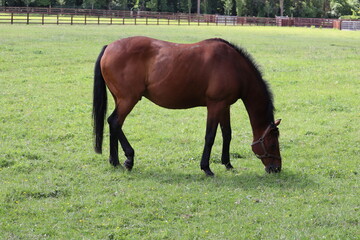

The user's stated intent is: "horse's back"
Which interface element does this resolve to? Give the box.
[146,38,243,108]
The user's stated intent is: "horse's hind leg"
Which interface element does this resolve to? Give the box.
[107,103,135,170]
[220,107,233,170]
[118,128,135,170]
[107,110,120,166]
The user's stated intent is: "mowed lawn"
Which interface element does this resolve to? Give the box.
[0,25,359,239]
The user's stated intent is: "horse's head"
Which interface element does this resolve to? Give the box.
[251,119,282,173]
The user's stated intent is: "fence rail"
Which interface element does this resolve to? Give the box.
[1,7,360,29]
[0,13,239,26]
[0,11,279,26]
[341,21,360,30]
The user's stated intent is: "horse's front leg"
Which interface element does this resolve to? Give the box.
[220,107,233,170]
[200,102,228,176]
[200,119,218,176]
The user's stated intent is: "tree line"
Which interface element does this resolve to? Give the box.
[1,0,359,18]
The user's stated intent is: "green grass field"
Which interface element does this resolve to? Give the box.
[0,25,359,239]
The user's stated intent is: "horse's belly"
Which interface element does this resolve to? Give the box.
[144,84,206,109]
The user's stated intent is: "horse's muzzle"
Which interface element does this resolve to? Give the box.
[265,165,281,173]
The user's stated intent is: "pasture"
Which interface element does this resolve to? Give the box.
[0,25,359,239]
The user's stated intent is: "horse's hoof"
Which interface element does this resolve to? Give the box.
[124,160,133,171]
[225,163,234,170]
[203,169,215,177]
[109,158,120,167]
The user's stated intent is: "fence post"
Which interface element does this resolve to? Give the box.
[110,16,112,25]
[57,14,59,25]
[71,15,73,25]
[11,13,13,24]
[84,15,87,25]
[42,13,44,25]
[98,16,100,25]
[27,13,29,24]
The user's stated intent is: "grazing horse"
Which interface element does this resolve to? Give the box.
[92,36,282,176]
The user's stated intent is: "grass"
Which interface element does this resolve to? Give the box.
[0,25,359,239]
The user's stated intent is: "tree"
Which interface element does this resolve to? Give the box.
[176,0,192,13]
[57,0,65,6]
[339,0,360,16]
[279,0,284,15]
[82,0,96,9]
[222,0,233,15]
[158,0,168,11]
[34,0,51,6]
[145,0,157,11]
[235,0,246,15]
[23,0,35,6]
[330,0,357,16]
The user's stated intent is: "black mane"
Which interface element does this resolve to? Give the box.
[207,38,275,121]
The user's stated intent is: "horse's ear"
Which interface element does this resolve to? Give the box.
[274,119,281,126]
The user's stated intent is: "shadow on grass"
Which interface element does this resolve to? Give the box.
[109,163,315,191]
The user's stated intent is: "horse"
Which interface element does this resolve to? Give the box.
[92,36,282,176]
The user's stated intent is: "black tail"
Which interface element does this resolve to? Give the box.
[92,45,108,154]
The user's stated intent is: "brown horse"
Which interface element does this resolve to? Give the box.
[92,36,282,176]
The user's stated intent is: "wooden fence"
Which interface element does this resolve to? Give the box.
[341,21,360,30]
[0,9,277,26]
[0,7,359,29]
[0,12,250,26]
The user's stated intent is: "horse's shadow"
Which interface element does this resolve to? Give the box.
[112,163,314,191]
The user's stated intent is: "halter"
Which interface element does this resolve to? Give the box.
[251,123,281,160]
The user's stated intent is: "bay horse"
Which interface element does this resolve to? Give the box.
[92,36,282,176]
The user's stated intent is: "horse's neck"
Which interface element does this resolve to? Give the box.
[242,81,274,141]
